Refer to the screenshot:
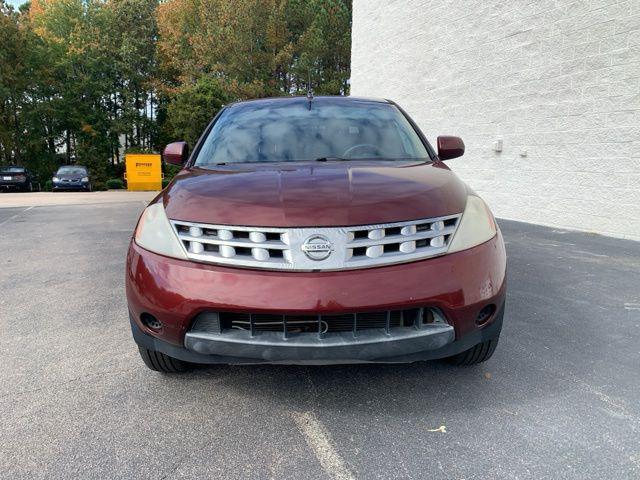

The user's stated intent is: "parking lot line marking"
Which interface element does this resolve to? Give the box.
[292,411,355,480]
[0,206,34,226]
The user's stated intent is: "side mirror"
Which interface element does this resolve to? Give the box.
[437,136,465,160]
[163,141,189,165]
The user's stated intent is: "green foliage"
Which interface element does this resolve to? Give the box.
[167,77,229,146]
[163,162,182,179]
[106,178,125,189]
[92,180,108,191]
[44,179,53,191]
[157,0,351,98]
[162,162,181,188]
[0,0,352,175]
[106,161,125,180]
[125,147,155,154]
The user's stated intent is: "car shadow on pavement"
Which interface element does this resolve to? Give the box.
[175,339,567,420]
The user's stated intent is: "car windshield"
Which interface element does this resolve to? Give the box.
[57,167,86,175]
[1,166,24,173]
[194,100,430,166]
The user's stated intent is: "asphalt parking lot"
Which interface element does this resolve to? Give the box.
[1,193,639,479]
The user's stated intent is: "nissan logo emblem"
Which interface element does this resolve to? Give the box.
[301,235,334,261]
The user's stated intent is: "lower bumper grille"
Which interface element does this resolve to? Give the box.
[190,308,445,337]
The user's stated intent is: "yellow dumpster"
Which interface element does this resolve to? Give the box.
[125,154,162,191]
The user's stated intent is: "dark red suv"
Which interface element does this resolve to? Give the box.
[126,96,506,372]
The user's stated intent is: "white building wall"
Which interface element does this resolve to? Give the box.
[351,0,640,241]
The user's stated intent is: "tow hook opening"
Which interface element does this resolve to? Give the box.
[476,304,496,326]
[141,312,162,331]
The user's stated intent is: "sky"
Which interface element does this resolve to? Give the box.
[6,0,27,7]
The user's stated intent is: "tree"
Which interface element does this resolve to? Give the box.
[165,76,229,146]
[0,0,353,183]
[0,0,27,164]
[156,0,352,97]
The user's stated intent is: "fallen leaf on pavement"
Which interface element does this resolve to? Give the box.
[427,425,446,433]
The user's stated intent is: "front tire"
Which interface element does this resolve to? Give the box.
[446,337,499,366]
[138,346,189,373]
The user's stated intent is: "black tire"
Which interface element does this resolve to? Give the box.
[137,345,189,373]
[446,337,499,366]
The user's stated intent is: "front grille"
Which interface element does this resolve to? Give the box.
[171,214,461,271]
[190,308,446,337]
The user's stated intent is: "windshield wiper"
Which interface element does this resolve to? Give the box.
[314,157,350,162]
[314,156,428,162]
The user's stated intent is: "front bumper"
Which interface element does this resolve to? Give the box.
[130,304,504,364]
[126,230,507,364]
[0,180,27,189]
[53,182,89,190]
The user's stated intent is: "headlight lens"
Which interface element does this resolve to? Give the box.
[81,176,89,182]
[448,195,497,253]
[52,176,59,182]
[134,203,187,259]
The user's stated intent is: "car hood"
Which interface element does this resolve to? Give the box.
[161,161,468,227]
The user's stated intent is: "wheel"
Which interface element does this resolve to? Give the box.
[137,345,189,373]
[446,337,499,366]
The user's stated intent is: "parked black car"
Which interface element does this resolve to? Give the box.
[52,165,91,191]
[0,166,34,192]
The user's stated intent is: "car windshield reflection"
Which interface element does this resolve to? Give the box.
[194,100,430,165]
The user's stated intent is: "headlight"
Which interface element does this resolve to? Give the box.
[52,177,59,182]
[134,203,187,259]
[448,195,497,253]
[81,176,89,182]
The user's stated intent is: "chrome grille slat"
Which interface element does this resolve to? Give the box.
[177,235,289,250]
[346,226,457,247]
[173,220,287,233]
[170,214,461,271]
[186,252,288,268]
[344,247,451,267]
